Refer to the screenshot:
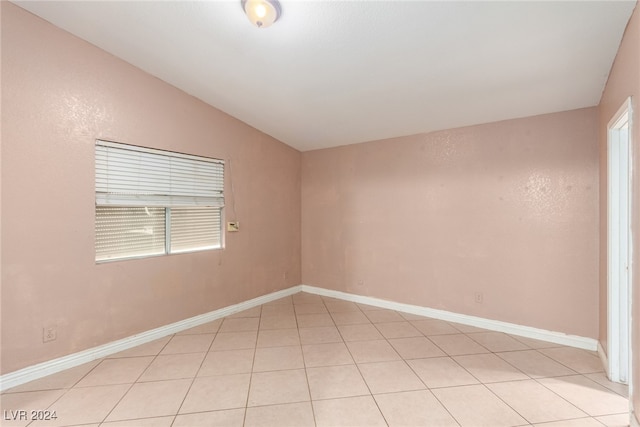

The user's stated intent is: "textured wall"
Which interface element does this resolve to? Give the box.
[598,3,639,421]
[302,108,599,339]
[1,3,301,374]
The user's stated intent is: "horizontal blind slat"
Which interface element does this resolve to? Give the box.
[96,141,224,200]
[170,207,221,253]
[95,206,166,261]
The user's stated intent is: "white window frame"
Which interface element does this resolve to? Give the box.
[95,140,224,262]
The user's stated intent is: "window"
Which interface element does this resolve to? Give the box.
[95,140,224,262]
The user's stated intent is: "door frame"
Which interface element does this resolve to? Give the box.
[607,96,633,385]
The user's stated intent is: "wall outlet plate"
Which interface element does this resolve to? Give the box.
[227,221,240,232]
[43,325,57,343]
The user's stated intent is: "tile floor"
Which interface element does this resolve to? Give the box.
[0,292,630,427]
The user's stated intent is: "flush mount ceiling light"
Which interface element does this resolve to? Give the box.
[242,0,281,28]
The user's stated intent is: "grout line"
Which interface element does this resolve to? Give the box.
[9,291,629,427]
[299,296,323,427]
[23,357,106,427]
[100,334,174,425]
[240,322,258,427]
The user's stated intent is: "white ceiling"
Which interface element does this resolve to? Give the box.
[14,1,637,151]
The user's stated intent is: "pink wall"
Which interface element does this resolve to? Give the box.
[2,3,634,409]
[598,3,639,421]
[302,108,599,339]
[0,3,301,374]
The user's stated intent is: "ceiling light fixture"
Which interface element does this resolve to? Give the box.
[242,0,281,28]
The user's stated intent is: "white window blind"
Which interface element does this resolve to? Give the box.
[96,207,166,261]
[170,207,221,253]
[96,140,224,207]
[95,140,224,262]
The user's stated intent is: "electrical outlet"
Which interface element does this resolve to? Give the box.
[474,292,483,304]
[43,326,57,343]
[227,221,240,232]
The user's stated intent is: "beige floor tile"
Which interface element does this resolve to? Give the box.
[210,331,257,351]
[176,319,222,335]
[256,328,300,348]
[539,348,604,374]
[248,369,310,406]
[105,379,191,422]
[173,409,245,427]
[429,334,491,356]
[537,375,629,417]
[531,418,605,427]
[75,357,153,387]
[292,293,324,304]
[227,306,262,318]
[160,334,215,354]
[298,326,343,345]
[449,323,489,333]
[331,311,370,325]
[219,317,260,333]
[102,415,175,426]
[320,296,344,304]
[399,312,429,321]
[337,323,384,341]
[364,309,405,323]
[296,313,335,328]
[487,379,587,424]
[294,303,329,315]
[374,390,459,427]
[411,319,461,336]
[496,350,577,378]
[259,315,297,330]
[42,384,130,426]
[324,301,362,313]
[47,424,99,427]
[8,294,627,427]
[433,384,527,427]
[374,321,422,339]
[358,361,425,394]
[408,357,479,388]
[306,365,370,400]
[302,342,354,367]
[0,389,66,427]
[107,337,172,358]
[4,361,100,393]
[198,348,255,376]
[346,340,401,363]
[138,352,205,382]
[180,374,251,413]
[357,303,385,311]
[595,413,631,427]
[467,331,529,352]
[261,304,295,317]
[453,353,529,383]
[244,402,315,427]
[388,336,446,359]
[253,346,304,372]
[584,372,629,397]
[313,396,387,427]
[513,336,564,349]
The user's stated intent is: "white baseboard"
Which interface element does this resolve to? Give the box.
[598,340,610,378]
[0,286,302,392]
[1,283,602,392]
[300,285,599,351]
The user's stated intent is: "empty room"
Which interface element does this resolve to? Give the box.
[1,1,639,426]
